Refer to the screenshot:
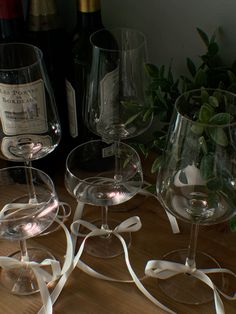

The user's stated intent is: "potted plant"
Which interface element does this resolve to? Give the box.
[134,27,236,174]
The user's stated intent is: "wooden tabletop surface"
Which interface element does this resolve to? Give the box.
[0,157,235,314]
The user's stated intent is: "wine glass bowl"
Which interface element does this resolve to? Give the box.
[65,139,143,258]
[0,166,59,295]
[158,88,236,225]
[0,42,61,163]
[85,27,153,142]
[156,88,236,304]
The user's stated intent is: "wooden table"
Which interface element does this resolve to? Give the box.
[0,158,235,314]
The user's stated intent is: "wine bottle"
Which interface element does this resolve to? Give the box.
[0,0,25,42]
[25,0,70,175]
[66,0,104,146]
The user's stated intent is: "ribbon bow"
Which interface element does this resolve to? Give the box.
[0,256,61,314]
[71,215,142,238]
[145,259,236,314]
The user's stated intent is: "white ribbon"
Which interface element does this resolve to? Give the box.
[71,216,176,314]
[145,259,236,314]
[0,215,73,314]
[39,202,72,236]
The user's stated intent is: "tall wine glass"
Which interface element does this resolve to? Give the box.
[85,27,153,142]
[0,166,59,295]
[0,42,61,200]
[65,139,143,258]
[156,88,236,304]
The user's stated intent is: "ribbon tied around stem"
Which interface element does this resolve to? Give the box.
[0,201,74,314]
[71,215,142,238]
[145,259,236,314]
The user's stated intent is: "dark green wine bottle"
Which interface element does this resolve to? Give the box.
[66,0,104,147]
[25,0,70,176]
[0,0,25,42]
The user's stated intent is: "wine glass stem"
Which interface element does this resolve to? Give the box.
[24,160,37,203]
[115,140,120,176]
[101,206,109,231]
[185,222,199,270]
[19,239,29,262]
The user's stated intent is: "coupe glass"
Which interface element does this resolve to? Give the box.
[0,42,61,166]
[65,139,143,258]
[156,88,236,304]
[85,27,153,142]
[0,166,59,295]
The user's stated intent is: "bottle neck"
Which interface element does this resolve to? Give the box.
[27,0,61,31]
[77,0,102,30]
[78,0,101,13]
[0,0,24,41]
[78,10,103,30]
[0,0,23,18]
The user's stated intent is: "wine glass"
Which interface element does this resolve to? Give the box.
[0,42,63,230]
[0,166,59,295]
[85,27,153,142]
[0,42,61,166]
[65,139,143,258]
[156,88,236,304]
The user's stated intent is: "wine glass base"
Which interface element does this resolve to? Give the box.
[0,247,56,295]
[83,219,131,259]
[158,249,224,305]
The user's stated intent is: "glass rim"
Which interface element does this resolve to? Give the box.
[0,165,56,223]
[65,139,141,187]
[175,87,236,127]
[0,42,43,72]
[90,27,147,52]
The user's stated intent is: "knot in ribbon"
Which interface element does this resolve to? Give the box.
[70,215,142,238]
[0,255,61,314]
[145,259,236,314]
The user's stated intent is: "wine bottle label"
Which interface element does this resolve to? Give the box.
[99,67,119,126]
[0,0,23,18]
[0,79,48,136]
[1,134,52,160]
[65,79,78,138]
[29,0,57,16]
[102,144,115,158]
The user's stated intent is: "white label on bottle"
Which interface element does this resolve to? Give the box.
[99,67,119,125]
[1,135,52,161]
[65,79,78,138]
[0,79,47,135]
[102,144,115,158]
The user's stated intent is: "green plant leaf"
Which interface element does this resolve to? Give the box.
[124,112,142,126]
[187,57,196,77]
[199,104,214,122]
[143,108,153,122]
[207,42,219,56]
[145,63,159,78]
[200,154,214,179]
[197,27,209,47]
[209,127,228,146]
[227,70,236,83]
[151,156,163,173]
[208,96,219,107]
[137,143,149,158]
[191,124,204,135]
[209,112,232,124]
[201,88,209,103]
[194,69,207,87]
[199,136,208,154]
